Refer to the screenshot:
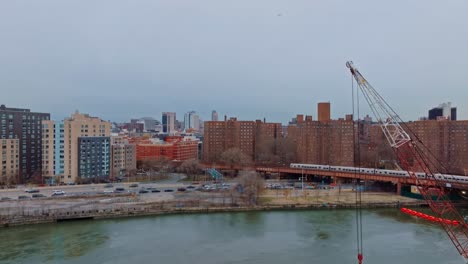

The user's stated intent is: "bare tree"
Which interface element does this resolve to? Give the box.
[229,188,238,205]
[137,160,151,171]
[238,170,265,206]
[220,148,252,169]
[255,138,277,165]
[275,137,297,166]
[178,158,203,180]
[138,156,173,174]
[127,169,137,177]
[30,170,43,185]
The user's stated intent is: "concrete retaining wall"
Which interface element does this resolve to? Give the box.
[0,201,427,228]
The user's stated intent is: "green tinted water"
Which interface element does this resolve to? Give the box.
[0,209,462,264]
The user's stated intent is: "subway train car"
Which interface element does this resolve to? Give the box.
[290,163,468,183]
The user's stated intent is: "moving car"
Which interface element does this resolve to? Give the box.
[32,194,46,198]
[51,190,65,196]
[24,188,40,193]
[129,184,138,188]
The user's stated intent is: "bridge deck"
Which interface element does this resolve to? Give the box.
[203,165,468,190]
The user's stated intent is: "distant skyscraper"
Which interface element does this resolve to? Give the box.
[174,120,183,132]
[0,104,50,182]
[140,117,159,132]
[193,115,201,131]
[184,111,200,131]
[428,102,457,121]
[162,112,176,134]
[211,110,218,121]
[317,102,331,122]
[363,115,372,123]
[184,112,191,130]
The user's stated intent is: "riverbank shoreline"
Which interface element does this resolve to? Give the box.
[0,200,430,228]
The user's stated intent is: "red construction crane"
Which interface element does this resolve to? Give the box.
[346,61,468,263]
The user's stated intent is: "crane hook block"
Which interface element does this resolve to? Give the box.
[358,253,363,264]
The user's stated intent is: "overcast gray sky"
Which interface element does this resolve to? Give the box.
[1,0,467,123]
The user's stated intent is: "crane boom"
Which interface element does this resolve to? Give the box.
[346,61,468,263]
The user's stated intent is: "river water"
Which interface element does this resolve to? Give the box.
[0,209,463,264]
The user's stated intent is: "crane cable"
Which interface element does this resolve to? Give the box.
[352,74,364,264]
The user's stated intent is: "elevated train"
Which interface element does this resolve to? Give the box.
[290,163,468,183]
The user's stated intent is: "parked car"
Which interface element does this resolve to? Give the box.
[177,188,186,192]
[129,183,138,188]
[104,184,113,188]
[138,189,149,194]
[51,190,65,196]
[18,195,30,200]
[186,185,195,189]
[1,197,12,201]
[103,189,114,194]
[24,188,40,193]
[151,189,161,193]
[164,189,174,192]
[32,194,46,198]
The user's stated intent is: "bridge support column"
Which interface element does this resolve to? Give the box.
[396,182,402,195]
[333,177,342,185]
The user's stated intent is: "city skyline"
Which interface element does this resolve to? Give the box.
[0,100,462,126]
[1,1,467,123]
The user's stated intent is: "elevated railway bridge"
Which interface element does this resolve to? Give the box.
[202,164,468,194]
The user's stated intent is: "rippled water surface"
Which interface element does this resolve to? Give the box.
[0,209,462,264]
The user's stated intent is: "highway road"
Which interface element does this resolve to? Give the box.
[0,173,190,201]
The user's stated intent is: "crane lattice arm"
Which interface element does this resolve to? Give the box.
[347,61,468,263]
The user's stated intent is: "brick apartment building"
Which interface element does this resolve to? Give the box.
[135,136,199,161]
[317,102,331,122]
[357,119,468,175]
[203,103,467,174]
[287,113,354,166]
[203,118,282,164]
